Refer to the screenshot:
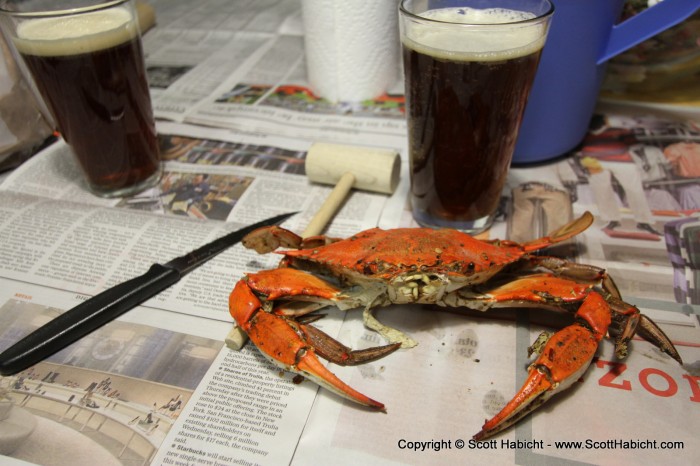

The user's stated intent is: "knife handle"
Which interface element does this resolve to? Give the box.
[0,264,180,376]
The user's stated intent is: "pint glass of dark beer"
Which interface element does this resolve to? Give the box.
[400,0,553,233]
[0,0,160,197]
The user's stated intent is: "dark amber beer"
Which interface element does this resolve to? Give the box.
[400,2,552,233]
[7,2,160,197]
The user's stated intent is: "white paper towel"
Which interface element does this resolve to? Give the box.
[301,0,400,103]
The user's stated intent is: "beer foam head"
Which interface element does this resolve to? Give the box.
[14,7,137,56]
[402,7,548,61]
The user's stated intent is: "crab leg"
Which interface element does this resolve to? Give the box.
[473,291,611,440]
[242,225,341,254]
[520,211,594,252]
[474,267,682,364]
[514,256,621,298]
[229,268,396,410]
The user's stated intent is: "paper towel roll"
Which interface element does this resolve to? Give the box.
[301,0,399,103]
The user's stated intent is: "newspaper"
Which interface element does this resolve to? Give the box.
[0,0,699,465]
[0,119,401,466]
[1,115,698,466]
[143,0,407,148]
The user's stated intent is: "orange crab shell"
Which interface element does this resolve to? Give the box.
[279,228,527,280]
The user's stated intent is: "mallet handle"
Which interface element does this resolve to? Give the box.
[302,172,356,238]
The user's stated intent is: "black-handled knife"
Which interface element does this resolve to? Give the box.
[0,211,297,376]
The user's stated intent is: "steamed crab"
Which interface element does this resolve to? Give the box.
[228,212,681,439]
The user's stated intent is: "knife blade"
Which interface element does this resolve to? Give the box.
[0,211,297,376]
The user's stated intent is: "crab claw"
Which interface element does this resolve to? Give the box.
[607,299,683,365]
[473,291,610,440]
[230,271,392,410]
[299,323,401,366]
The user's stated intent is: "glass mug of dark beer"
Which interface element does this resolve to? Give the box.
[400,0,553,233]
[0,0,160,197]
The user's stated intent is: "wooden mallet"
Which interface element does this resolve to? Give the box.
[302,142,400,237]
[226,142,401,349]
